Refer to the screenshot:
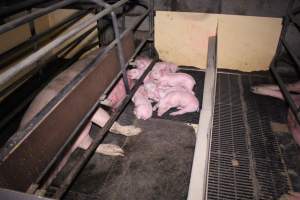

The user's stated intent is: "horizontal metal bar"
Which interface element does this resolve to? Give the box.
[53,47,159,199]
[0,10,88,68]
[0,0,48,19]
[0,25,97,101]
[0,0,129,92]
[0,0,76,35]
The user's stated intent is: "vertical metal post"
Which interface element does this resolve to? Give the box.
[92,0,130,94]
[96,8,103,48]
[148,0,154,57]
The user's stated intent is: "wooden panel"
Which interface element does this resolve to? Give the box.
[155,11,217,69]
[155,11,282,72]
[217,15,281,72]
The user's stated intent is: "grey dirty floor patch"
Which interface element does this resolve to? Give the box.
[58,118,196,200]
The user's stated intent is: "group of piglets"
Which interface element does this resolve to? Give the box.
[127,56,199,120]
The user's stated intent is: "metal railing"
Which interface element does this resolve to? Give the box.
[0,0,156,198]
[270,0,300,123]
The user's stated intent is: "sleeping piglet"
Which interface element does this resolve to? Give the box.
[155,91,199,116]
[132,86,153,120]
[157,72,196,93]
[149,62,178,80]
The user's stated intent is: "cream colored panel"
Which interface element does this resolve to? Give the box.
[155,11,217,69]
[0,25,31,54]
[155,11,282,72]
[217,15,281,72]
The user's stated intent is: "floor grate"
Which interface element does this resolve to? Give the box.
[207,73,290,199]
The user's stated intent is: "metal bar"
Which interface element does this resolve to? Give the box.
[0,25,97,101]
[97,8,151,97]
[188,36,217,200]
[0,10,88,68]
[148,0,154,56]
[32,102,101,194]
[281,39,300,72]
[0,0,48,19]
[0,0,129,92]
[52,48,159,199]
[91,0,130,94]
[101,30,152,98]
[271,0,294,65]
[289,14,300,32]
[31,12,152,194]
[0,0,76,35]
[270,64,300,123]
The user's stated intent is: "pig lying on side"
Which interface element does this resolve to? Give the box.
[251,83,300,146]
[20,49,141,159]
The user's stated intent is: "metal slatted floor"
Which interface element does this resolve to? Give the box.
[207,72,292,199]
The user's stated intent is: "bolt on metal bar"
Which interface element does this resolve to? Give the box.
[0,0,129,92]
[52,47,159,199]
[0,0,77,35]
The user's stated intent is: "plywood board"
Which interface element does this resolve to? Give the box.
[155,11,282,71]
[217,15,281,72]
[155,11,218,69]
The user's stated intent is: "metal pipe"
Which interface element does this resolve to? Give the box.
[0,0,129,91]
[24,9,151,194]
[270,64,300,123]
[281,39,300,73]
[0,10,89,68]
[91,0,130,94]
[52,48,159,199]
[96,8,151,97]
[101,29,153,98]
[0,0,48,19]
[148,0,154,56]
[0,0,77,35]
